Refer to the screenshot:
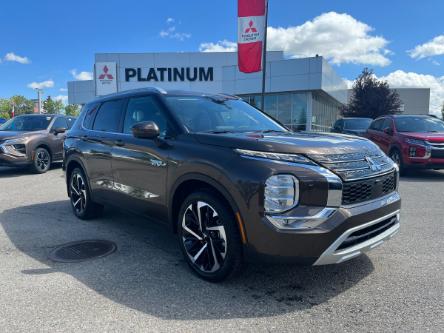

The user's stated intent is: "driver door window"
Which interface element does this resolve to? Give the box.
[51,117,68,131]
[123,96,168,136]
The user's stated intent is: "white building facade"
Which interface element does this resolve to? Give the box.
[68,51,348,131]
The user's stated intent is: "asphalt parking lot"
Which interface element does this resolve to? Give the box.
[0,166,443,332]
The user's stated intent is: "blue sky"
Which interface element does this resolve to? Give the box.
[1,0,444,114]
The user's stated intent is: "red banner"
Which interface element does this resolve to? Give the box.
[238,0,266,73]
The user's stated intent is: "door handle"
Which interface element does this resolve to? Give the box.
[114,140,125,147]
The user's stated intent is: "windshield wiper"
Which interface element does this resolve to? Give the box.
[203,130,234,134]
[254,129,286,133]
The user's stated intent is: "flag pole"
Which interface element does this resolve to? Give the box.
[260,0,269,111]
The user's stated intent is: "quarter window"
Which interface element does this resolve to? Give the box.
[123,96,168,135]
[82,103,100,130]
[93,99,125,132]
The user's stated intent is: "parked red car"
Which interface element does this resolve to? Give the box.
[365,115,444,172]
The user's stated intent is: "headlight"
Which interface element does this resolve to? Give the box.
[405,138,427,146]
[3,137,29,145]
[235,149,315,165]
[0,137,29,157]
[264,175,299,213]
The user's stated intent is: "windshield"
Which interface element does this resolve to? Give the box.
[164,96,287,133]
[394,116,444,133]
[0,115,53,132]
[344,118,372,130]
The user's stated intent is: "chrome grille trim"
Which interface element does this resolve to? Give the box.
[308,151,396,181]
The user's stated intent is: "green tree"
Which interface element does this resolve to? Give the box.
[43,96,64,114]
[65,104,81,116]
[9,95,34,115]
[342,68,402,119]
[0,98,12,119]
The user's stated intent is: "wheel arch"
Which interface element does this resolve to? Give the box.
[65,156,88,197]
[34,143,53,159]
[169,173,243,237]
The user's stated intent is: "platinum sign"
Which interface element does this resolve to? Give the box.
[125,67,214,82]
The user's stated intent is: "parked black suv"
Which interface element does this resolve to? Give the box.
[64,88,401,281]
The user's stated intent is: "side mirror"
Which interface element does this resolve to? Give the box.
[383,127,393,135]
[53,127,67,135]
[131,121,160,139]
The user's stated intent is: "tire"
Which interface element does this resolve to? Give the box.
[177,191,243,282]
[389,148,405,175]
[68,167,103,220]
[32,147,51,173]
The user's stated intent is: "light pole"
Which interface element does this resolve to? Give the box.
[35,88,43,114]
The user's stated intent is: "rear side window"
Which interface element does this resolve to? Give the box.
[82,103,100,130]
[93,99,125,132]
[370,118,384,131]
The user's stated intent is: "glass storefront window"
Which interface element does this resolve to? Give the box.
[291,93,307,131]
[277,94,292,127]
[264,95,278,119]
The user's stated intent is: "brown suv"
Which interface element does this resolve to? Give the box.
[0,114,75,173]
[64,88,401,281]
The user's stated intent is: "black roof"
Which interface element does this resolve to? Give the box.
[90,87,238,104]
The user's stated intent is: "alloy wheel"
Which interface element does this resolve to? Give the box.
[181,201,227,273]
[36,149,50,171]
[70,172,87,215]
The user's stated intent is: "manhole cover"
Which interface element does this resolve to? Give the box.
[49,240,117,263]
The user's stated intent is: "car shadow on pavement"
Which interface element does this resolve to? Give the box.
[0,163,63,178]
[400,169,444,182]
[0,200,374,320]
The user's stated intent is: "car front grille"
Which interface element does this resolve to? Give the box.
[342,171,397,206]
[431,149,444,158]
[337,215,398,250]
[308,150,394,181]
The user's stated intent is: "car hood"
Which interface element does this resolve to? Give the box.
[193,131,380,155]
[0,130,45,141]
[399,132,444,143]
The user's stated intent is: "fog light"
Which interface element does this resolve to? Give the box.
[409,147,416,157]
[264,175,298,213]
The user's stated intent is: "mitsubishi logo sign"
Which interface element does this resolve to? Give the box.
[365,156,382,172]
[95,62,117,96]
[244,20,257,33]
[98,65,114,80]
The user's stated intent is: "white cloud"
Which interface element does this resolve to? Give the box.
[159,18,191,41]
[199,39,237,52]
[409,35,444,59]
[59,88,68,92]
[27,80,54,90]
[348,71,444,116]
[4,52,30,64]
[379,70,444,116]
[198,12,390,66]
[267,12,391,66]
[70,69,93,80]
[53,95,68,105]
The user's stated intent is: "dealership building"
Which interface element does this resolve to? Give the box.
[68,51,431,131]
[68,51,348,131]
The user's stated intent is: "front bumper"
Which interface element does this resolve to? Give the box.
[0,150,32,167]
[243,191,401,265]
